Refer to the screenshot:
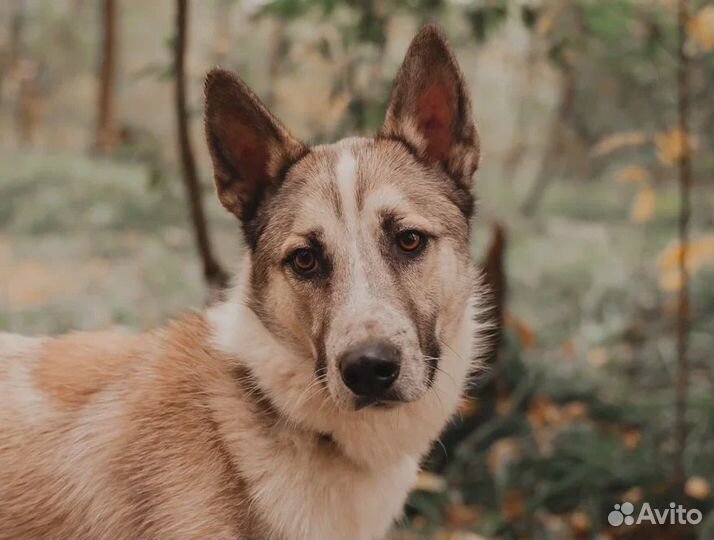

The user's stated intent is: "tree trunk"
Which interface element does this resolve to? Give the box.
[520,55,577,217]
[674,0,692,491]
[520,2,583,217]
[174,0,229,301]
[0,1,25,112]
[96,0,119,152]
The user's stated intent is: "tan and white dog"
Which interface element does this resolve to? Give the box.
[0,25,492,540]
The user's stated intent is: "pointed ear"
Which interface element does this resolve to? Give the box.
[380,24,479,187]
[204,69,306,225]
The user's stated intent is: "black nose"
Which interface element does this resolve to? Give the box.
[339,341,401,398]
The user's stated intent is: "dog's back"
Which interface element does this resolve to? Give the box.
[0,318,260,540]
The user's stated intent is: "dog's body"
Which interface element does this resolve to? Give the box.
[0,26,491,540]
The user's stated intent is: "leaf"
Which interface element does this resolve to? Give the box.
[629,187,656,223]
[444,503,482,528]
[458,398,480,417]
[615,165,650,183]
[621,428,641,450]
[587,347,608,367]
[687,6,714,52]
[657,236,714,291]
[685,477,712,500]
[501,490,526,520]
[487,438,521,476]
[659,270,683,293]
[562,401,589,422]
[561,339,577,359]
[569,511,591,534]
[506,313,536,350]
[655,129,698,165]
[622,486,644,503]
[414,472,447,493]
[591,132,647,157]
[527,395,562,427]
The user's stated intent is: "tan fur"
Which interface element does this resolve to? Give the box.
[0,290,484,540]
[0,316,262,539]
[33,332,143,410]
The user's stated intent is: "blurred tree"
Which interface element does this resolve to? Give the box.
[174,0,229,300]
[0,0,25,106]
[674,0,692,492]
[95,0,120,152]
[520,1,584,216]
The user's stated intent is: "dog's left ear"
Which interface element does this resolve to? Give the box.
[380,24,479,188]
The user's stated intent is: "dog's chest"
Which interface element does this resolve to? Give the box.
[244,441,420,540]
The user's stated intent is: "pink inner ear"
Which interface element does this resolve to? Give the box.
[225,117,271,187]
[417,83,456,163]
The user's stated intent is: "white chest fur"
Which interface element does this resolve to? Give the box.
[248,445,419,540]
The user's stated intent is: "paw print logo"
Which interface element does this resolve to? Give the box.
[608,502,635,526]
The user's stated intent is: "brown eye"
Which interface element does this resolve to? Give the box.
[291,248,318,275]
[396,230,425,253]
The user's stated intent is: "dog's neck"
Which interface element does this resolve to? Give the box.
[207,254,484,469]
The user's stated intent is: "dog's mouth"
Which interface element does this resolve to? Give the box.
[354,395,406,411]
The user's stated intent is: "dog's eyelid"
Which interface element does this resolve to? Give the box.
[280,230,325,260]
[391,219,440,239]
[379,209,438,235]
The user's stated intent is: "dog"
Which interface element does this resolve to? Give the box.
[0,24,492,540]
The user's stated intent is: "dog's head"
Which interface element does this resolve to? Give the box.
[205,25,480,414]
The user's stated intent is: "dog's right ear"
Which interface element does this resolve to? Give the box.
[204,69,306,225]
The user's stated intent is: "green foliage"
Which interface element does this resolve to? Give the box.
[401,328,714,538]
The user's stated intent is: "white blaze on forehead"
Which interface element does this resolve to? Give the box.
[335,146,370,303]
[335,147,359,229]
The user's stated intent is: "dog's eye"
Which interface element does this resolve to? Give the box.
[290,248,319,276]
[396,230,425,254]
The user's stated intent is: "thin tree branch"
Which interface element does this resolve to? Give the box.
[96,0,118,152]
[174,0,229,300]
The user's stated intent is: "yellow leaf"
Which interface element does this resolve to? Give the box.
[615,165,650,183]
[496,395,513,417]
[657,236,714,273]
[685,477,712,500]
[501,490,526,520]
[687,6,714,52]
[414,471,447,493]
[629,188,656,223]
[458,398,480,417]
[445,503,482,528]
[536,2,565,36]
[587,347,608,368]
[505,313,536,350]
[527,396,562,427]
[562,401,589,422]
[622,428,641,450]
[487,438,521,476]
[591,132,648,157]
[655,129,698,165]
[570,511,592,534]
[622,486,644,503]
[659,270,683,293]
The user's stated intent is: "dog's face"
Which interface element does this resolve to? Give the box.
[205,26,480,411]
